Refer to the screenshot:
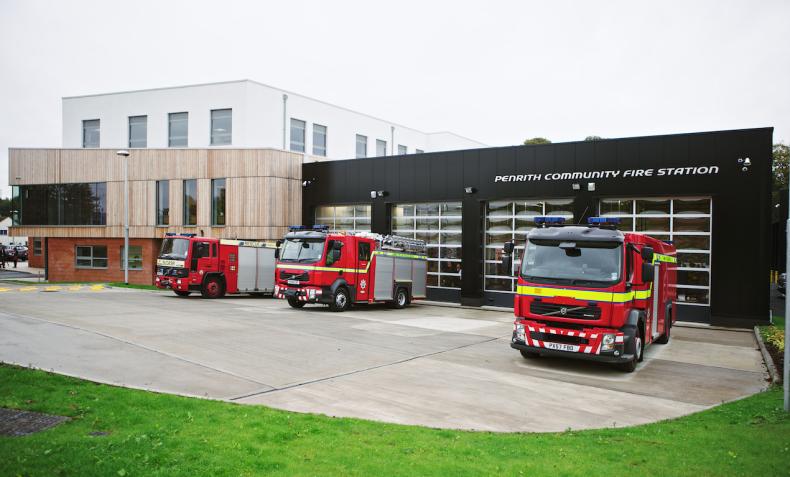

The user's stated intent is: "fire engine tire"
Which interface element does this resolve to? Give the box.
[520,350,540,359]
[200,277,226,299]
[287,297,306,308]
[173,290,191,297]
[655,315,671,344]
[329,287,350,312]
[392,288,408,309]
[619,328,644,373]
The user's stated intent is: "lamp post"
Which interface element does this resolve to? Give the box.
[116,150,130,285]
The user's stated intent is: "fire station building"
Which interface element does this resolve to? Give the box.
[6,81,773,327]
[300,127,773,327]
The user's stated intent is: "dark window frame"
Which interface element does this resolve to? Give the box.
[183,179,198,226]
[128,115,147,148]
[120,245,144,270]
[75,245,108,269]
[212,178,226,226]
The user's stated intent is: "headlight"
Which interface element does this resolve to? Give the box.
[602,333,616,351]
[515,323,526,342]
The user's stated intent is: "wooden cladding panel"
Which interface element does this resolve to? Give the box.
[9,149,60,184]
[169,179,184,227]
[10,225,290,241]
[197,179,211,227]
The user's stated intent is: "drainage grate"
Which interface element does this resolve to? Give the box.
[0,408,69,436]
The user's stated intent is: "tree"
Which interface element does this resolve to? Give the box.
[773,143,789,191]
[524,137,551,145]
[0,197,10,220]
[584,136,604,141]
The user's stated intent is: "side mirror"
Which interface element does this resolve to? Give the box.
[334,241,344,251]
[641,246,654,264]
[274,241,281,260]
[641,262,654,283]
[502,241,514,276]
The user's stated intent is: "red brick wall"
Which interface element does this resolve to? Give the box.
[28,237,44,268]
[46,238,159,285]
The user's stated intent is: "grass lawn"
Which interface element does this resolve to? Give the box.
[0,365,788,477]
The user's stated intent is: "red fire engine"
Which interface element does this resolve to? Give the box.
[504,216,677,372]
[155,233,277,298]
[274,226,427,311]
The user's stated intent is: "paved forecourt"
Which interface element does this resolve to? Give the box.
[0,284,768,432]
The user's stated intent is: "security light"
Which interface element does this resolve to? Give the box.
[370,191,377,199]
[744,158,751,166]
[587,182,596,191]
[572,183,581,190]
[116,150,130,157]
[464,186,476,194]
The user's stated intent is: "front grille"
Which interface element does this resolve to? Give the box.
[279,270,309,281]
[158,267,187,278]
[529,301,601,320]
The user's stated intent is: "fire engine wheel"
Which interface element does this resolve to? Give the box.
[392,288,408,309]
[200,277,226,299]
[173,290,191,297]
[655,315,671,344]
[619,330,643,373]
[329,287,350,312]
[287,297,306,308]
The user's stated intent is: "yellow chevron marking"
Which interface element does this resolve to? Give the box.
[90,284,105,291]
[19,286,38,292]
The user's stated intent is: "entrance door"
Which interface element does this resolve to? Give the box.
[356,241,372,302]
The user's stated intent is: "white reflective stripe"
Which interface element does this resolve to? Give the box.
[567,331,575,336]
[528,326,535,332]
[579,332,586,338]
[591,334,598,339]
[615,336,624,343]
[584,346,592,354]
[539,328,545,333]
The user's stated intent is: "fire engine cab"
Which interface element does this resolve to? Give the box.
[505,216,677,372]
[274,226,427,311]
[155,233,276,298]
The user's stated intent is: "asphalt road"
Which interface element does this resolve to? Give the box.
[0,284,768,432]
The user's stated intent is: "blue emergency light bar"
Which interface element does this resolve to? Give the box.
[165,232,197,237]
[587,217,621,225]
[533,216,566,225]
[288,225,329,232]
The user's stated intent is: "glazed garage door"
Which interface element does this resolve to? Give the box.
[392,202,462,289]
[483,199,574,293]
[314,204,371,233]
[599,197,712,316]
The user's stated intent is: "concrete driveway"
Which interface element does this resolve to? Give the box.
[0,283,768,432]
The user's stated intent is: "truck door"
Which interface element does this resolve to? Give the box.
[190,241,214,275]
[356,241,372,302]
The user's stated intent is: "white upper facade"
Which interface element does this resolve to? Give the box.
[62,80,486,159]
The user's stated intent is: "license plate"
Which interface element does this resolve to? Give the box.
[544,342,578,352]
[287,280,300,285]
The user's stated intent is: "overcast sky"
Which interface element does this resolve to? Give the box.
[1,0,788,198]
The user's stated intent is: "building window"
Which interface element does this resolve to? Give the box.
[599,197,713,306]
[355,135,367,158]
[183,179,197,226]
[398,145,407,155]
[416,149,424,154]
[315,205,371,232]
[156,180,169,226]
[376,139,387,157]
[120,245,143,270]
[82,119,100,148]
[313,123,327,156]
[289,118,306,152]
[128,115,147,148]
[484,199,574,292]
[75,245,108,269]
[168,112,188,147]
[0,230,6,236]
[212,178,226,226]
[15,183,106,226]
[33,238,42,255]
[393,203,463,289]
[210,109,232,145]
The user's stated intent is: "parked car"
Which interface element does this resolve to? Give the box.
[15,246,28,261]
[2,245,16,259]
[779,273,786,298]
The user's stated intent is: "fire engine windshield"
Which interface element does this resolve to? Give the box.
[279,238,326,263]
[520,239,622,286]
[159,238,190,260]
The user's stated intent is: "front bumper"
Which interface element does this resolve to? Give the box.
[511,320,635,363]
[274,284,330,304]
[155,276,189,291]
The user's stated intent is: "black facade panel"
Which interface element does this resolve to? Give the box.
[302,128,774,327]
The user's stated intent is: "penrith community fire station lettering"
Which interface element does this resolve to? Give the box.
[494,166,720,183]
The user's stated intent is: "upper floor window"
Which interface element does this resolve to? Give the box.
[376,139,387,157]
[14,183,106,226]
[156,180,169,226]
[168,112,188,147]
[183,179,197,226]
[210,109,232,145]
[290,118,306,152]
[313,123,327,156]
[356,134,367,159]
[212,178,226,226]
[398,144,407,155]
[128,115,147,148]
[82,119,100,148]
